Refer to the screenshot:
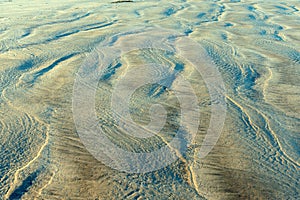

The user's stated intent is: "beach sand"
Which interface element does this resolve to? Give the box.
[0,0,299,199]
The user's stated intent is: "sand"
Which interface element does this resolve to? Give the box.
[0,0,299,199]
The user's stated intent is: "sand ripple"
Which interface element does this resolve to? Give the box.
[0,0,299,199]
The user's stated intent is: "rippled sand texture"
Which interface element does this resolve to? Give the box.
[0,0,299,199]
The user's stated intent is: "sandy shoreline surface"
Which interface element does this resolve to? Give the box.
[0,0,299,199]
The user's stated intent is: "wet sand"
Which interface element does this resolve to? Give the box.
[0,0,299,199]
